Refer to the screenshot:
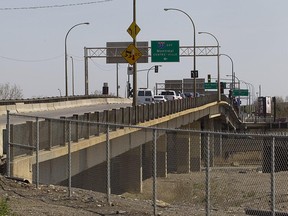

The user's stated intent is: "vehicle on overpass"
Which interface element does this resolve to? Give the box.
[154,95,167,103]
[160,90,182,101]
[137,89,154,104]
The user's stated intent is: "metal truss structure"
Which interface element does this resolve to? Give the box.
[83,45,218,95]
[84,45,218,59]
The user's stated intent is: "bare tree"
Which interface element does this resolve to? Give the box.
[0,83,23,99]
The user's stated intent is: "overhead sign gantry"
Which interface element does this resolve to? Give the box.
[84,45,218,96]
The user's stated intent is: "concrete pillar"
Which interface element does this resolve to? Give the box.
[167,131,190,174]
[189,121,201,172]
[176,132,190,173]
[142,142,152,180]
[142,134,167,180]
[157,134,167,177]
[213,120,223,157]
[111,146,142,194]
[201,117,215,167]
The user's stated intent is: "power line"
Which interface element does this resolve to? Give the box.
[0,55,63,62]
[90,58,114,71]
[0,0,113,11]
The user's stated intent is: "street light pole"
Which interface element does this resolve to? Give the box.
[146,65,161,89]
[227,74,241,116]
[70,56,75,96]
[164,8,197,98]
[220,54,234,91]
[198,31,220,101]
[241,80,251,116]
[64,22,89,97]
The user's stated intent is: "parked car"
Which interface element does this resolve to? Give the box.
[137,89,154,104]
[154,95,167,103]
[160,90,181,101]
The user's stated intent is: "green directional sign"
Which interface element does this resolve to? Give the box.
[233,89,249,96]
[151,40,179,62]
[204,82,218,89]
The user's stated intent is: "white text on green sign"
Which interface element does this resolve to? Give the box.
[233,89,249,96]
[151,40,179,62]
[204,82,217,89]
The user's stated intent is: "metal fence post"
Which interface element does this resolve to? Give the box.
[6,110,10,177]
[206,133,210,216]
[68,121,72,197]
[271,136,275,216]
[152,129,157,216]
[106,124,111,205]
[36,117,40,189]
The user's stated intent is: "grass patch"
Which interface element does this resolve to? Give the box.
[0,198,11,216]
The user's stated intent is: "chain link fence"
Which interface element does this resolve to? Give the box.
[5,112,288,215]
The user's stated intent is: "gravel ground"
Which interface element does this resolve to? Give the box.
[0,165,287,215]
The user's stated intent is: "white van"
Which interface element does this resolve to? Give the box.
[137,89,154,104]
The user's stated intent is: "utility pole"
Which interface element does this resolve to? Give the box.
[132,0,137,106]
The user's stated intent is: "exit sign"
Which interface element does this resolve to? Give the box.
[151,40,179,62]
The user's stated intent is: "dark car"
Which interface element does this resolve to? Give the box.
[184,92,193,98]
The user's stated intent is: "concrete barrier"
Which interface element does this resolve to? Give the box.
[0,106,7,115]
[0,97,133,156]
[0,98,132,116]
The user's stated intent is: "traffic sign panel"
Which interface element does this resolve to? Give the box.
[233,89,249,96]
[204,82,217,89]
[151,40,179,62]
[127,21,140,39]
[121,44,142,65]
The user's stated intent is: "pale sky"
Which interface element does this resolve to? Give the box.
[1,0,288,99]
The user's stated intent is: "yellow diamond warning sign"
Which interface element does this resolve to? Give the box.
[121,44,142,65]
[127,21,140,39]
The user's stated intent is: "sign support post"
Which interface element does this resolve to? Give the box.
[132,0,137,106]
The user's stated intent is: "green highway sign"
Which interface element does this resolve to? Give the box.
[151,40,179,62]
[204,82,218,89]
[233,89,249,96]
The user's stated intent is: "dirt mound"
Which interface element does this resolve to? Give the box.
[0,175,155,216]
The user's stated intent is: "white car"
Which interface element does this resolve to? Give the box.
[154,95,167,103]
[160,90,181,100]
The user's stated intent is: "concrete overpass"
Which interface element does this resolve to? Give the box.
[0,96,132,155]
[6,95,242,193]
